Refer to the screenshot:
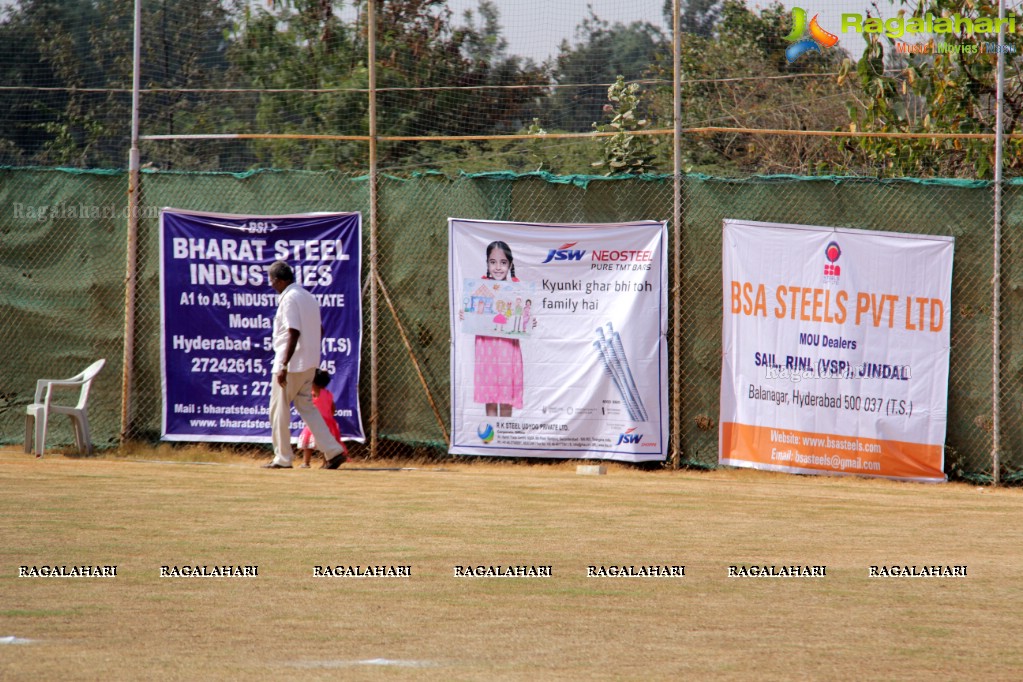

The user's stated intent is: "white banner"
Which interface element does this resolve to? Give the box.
[720,219,953,482]
[449,218,668,462]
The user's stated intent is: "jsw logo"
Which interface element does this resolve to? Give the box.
[542,242,586,263]
[616,428,642,445]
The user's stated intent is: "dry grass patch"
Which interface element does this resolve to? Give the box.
[0,447,1021,680]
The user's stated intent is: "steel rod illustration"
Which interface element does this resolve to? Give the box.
[595,328,638,419]
[605,322,648,422]
[592,339,640,420]
[594,325,644,421]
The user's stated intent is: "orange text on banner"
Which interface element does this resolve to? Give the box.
[729,282,945,332]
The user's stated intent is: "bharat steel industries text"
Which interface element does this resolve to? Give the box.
[170,236,351,287]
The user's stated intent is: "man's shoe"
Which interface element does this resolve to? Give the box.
[321,453,347,470]
[262,462,293,469]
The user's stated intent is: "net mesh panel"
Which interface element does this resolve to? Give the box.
[4,1,1023,173]
[1000,183,1023,484]
[0,168,128,450]
[0,0,853,175]
[0,0,1017,479]
[1,1,1017,178]
[0,168,1010,480]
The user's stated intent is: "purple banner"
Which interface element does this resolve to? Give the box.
[159,209,364,443]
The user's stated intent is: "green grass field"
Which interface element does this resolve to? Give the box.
[2,446,1022,680]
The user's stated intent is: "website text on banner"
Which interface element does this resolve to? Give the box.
[448,218,669,462]
[159,209,365,443]
[719,219,953,482]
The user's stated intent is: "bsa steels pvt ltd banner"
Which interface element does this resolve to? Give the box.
[159,208,364,443]
[448,218,668,462]
[720,219,953,482]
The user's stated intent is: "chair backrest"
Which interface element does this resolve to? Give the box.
[74,359,106,410]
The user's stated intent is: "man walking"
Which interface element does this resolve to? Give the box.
[263,260,347,470]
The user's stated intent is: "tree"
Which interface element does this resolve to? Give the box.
[376,0,547,170]
[0,0,237,168]
[841,0,1023,178]
[227,0,366,169]
[545,11,667,133]
[134,0,238,169]
[663,0,722,39]
[0,0,111,166]
[647,0,857,175]
[0,2,59,163]
[228,0,546,171]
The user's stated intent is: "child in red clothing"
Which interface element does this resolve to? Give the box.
[298,369,347,468]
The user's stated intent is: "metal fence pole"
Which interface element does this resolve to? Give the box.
[992,0,1006,485]
[671,0,682,468]
[120,0,143,443]
[368,0,380,458]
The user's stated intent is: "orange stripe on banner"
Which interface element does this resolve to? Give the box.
[720,422,945,481]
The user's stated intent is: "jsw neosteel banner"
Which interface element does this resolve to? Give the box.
[159,208,364,443]
[720,219,953,482]
[448,218,668,462]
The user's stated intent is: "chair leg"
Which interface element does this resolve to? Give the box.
[24,414,34,454]
[69,415,84,454]
[80,413,93,456]
[35,412,47,457]
[73,414,92,456]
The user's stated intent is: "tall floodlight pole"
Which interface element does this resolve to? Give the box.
[368,0,380,458]
[120,0,143,443]
[671,0,683,468]
[992,0,1006,485]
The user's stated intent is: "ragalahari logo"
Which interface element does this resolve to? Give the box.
[784,7,839,62]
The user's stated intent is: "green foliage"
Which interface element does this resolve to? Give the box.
[525,118,550,171]
[226,0,364,169]
[663,0,723,39]
[5,0,1020,176]
[229,0,546,171]
[0,0,112,165]
[545,11,666,133]
[0,0,546,171]
[0,0,239,167]
[646,0,855,175]
[379,116,598,176]
[592,76,658,175]
[843,0,1023,178]
[0,0,237,168]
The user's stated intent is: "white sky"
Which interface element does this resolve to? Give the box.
[447,0,669,62]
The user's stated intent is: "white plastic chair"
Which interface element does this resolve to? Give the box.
[24,359,106,457]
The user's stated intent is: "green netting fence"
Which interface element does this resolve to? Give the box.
[2,166,1019,482]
